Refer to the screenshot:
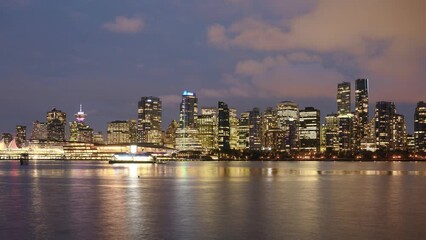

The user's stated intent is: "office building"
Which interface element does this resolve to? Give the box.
[197,108,218,151]
[107,120,131,144]
[229,108,239,150]
[15,125,26,147]
[414,101,426,152]
[137,96,162,145]
[46,108,67,142]
[276,101,299,152]
[30,121,48,141]
[375,101,396,151]
[218,102,230,151]
[325,114,339,152]
[354,79,369,150]
[299,107,320,152]
[337,82,351,115]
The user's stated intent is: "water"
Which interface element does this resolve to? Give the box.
[1,160,426,240]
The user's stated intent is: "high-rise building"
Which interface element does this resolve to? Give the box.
[299,107,321,152]
[137,96,162,145]
[30,121,48,141]
[414,101,426,152]
[276,101,299,152]
[337,82,351,115]
[179,91,198,129]
[69,105,93,143]
[46,108,67,142]
[129,119,137,144]
[325,114,339,152]
[262,107,279,150]
[392,114,407,151]
[354,79,369,150]
[107,120,131,144]
[218,101,230,151]
[197,108,218,151]
[229,108,239,150]
[248,108,262,151]
[375,101,396,151]
[15,125,26,147]
[338,114,354,154]
[175,91,201,151]
[238,112,250,150]
[164,120,178,149]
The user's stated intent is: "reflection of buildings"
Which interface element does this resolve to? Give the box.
[137,96,162,145]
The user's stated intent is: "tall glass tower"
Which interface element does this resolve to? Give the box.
[137,96,162,145]
[354,78,369,149]
[337,82,351,116]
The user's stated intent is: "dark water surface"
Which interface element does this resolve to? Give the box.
[1,161,426,240]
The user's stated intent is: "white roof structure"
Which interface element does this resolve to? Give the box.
[0,139,6,150]
[8,139,19,150]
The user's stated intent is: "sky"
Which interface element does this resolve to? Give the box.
[0,0,425,135]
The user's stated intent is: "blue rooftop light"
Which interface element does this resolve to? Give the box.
[182,90,194,96]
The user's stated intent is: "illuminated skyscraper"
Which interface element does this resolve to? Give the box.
[325,114,339,152]
[354,79,369,150]
[218,101,230,151]
[338,113,354,154]
[229,108,239,150]
[262,107,279,150]
[107,120,131,144]
[164,120,178,149]
[392,114,407,151]
[299,107,321,152]
[197,108,218,151]
[414,101,426,152]
[137,96,162,145]
[175,91,201,151]
[179,91,198,129]
[337,82,351,116]
[47,108,67,142]
[15,125,26,147]
[276,101,299,152]
[30,121,47,141]
[238,112,250,150]
[375,101,395,151]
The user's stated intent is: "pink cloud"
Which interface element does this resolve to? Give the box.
[102,16,145,33]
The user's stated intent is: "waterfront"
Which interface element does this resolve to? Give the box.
[1,161,426,239]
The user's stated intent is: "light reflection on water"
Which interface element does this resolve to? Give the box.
[1,161,426,239]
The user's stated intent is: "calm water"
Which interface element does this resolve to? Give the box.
[1,161,426,240]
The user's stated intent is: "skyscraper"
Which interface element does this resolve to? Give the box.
[414,101,426,152]
[229,108,239,150]
[337,82,351,115]
[375,101,396,151]
[354,79,369,150]
[46,108,66,142]
[325,114,339,152]
[392,114,407,151]
[276,101,299,152]
[197,108,218,151]
[15,125,26,147]
[299,107,321,152]
[30,121,47,141]
[218,101,230,151]
[137,96,162,145]
[179,91,198,129]
[175,91,201,151]
[107,120,131,144]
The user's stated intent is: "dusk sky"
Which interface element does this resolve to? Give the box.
[1,0,425,135]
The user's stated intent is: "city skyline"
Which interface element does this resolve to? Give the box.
[1,0,425,134]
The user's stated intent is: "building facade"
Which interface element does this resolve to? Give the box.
[137,96,162,145]
[414,101,426,152]
[299,107,320,152]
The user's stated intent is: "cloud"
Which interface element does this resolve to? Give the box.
[102,16,145,33]
[200,55,345,100]
[207,0,426,102]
